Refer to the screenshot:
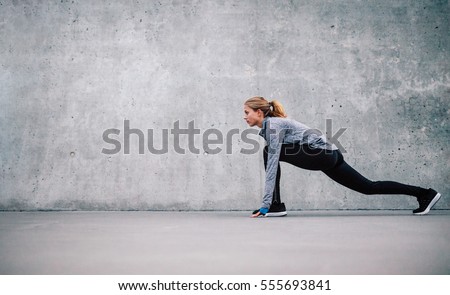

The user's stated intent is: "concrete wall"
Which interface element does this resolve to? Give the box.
[1,0,448,211]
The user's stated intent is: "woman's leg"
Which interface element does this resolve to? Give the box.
[322,150,428,197]
[268,144,340,205]
[279,144,427,197]
[279,144,339,170]
[277,144,439,214]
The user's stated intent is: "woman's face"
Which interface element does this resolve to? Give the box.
[244,105,263,127]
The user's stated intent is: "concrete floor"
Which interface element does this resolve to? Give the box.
[0,210,449,275]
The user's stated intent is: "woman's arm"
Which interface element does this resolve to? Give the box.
[260,121,284,210]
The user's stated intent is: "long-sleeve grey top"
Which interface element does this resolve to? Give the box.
[258,116,338,209]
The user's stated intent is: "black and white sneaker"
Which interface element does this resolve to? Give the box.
[252,203,287,217]
[413,188,441,215]
[266,202,287,217]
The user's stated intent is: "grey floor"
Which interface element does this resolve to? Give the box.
[0,210,449,275]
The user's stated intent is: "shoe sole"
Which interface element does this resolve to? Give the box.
[265,211,287,217]
[414,193,441,215]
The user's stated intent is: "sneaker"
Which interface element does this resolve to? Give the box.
[251,203,287,217]
[413,188,441,215]
[266,202,287,217]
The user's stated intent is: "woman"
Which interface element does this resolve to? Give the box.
[243,96,441,217]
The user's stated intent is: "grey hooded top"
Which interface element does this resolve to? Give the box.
[258,116,338,209]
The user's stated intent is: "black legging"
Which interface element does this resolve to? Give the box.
[263,144,427,204]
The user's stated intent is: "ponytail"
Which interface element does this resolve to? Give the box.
[245,96,287,118]
[270,100,287,118]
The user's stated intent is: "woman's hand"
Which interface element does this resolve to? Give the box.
[251,211,263,218]
[251,208,269,218]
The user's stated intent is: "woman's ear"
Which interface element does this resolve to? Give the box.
[256,109,264,117]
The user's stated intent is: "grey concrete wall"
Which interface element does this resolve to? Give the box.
[1,0,449,211]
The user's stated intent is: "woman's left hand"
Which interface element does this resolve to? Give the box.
[251,208,268,218]
[251,211,263,218]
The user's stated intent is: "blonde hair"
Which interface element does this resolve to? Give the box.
[244,96,287,118]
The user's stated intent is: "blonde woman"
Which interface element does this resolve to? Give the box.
[243,96,441,217]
